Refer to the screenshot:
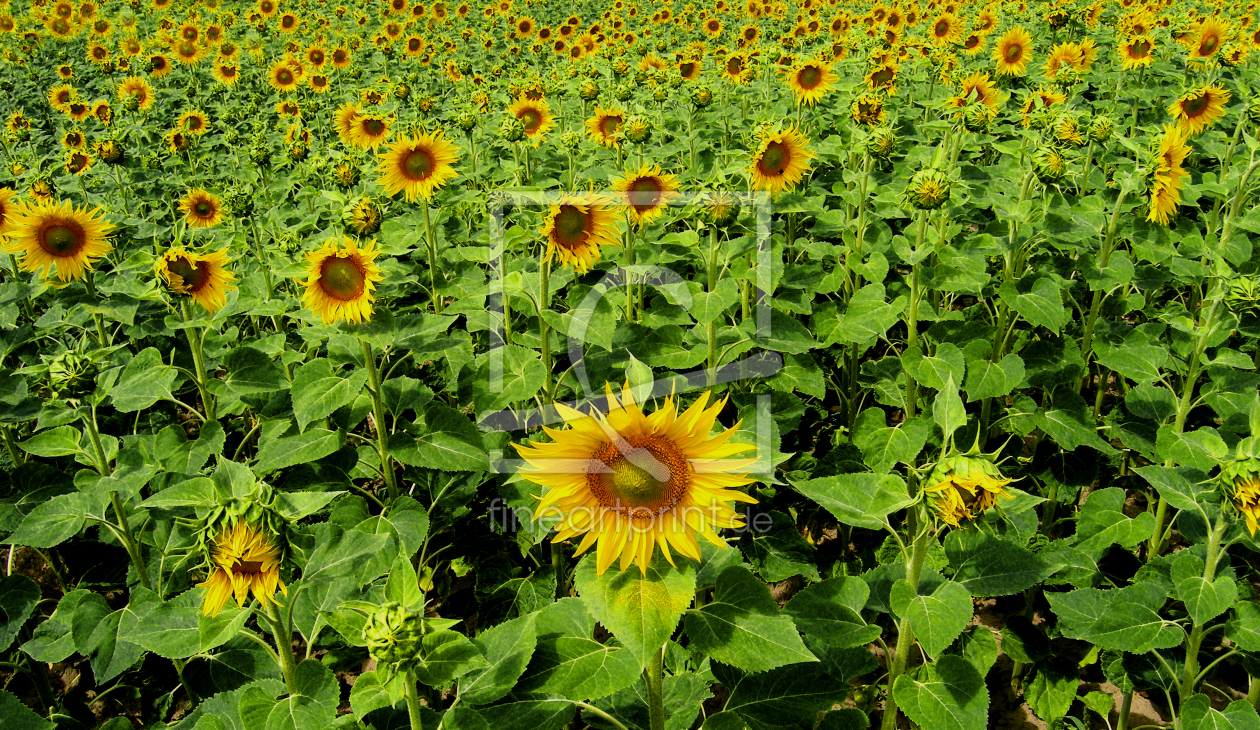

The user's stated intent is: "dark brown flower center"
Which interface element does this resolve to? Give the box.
[364,118,386,136]
[277,69,293,84]
[39,222,85,256]
[1183,94,1210,116]
[552,205,589,248]
[757,141,789,176]
[320,256,366,300]
[599,115,623,136]
[194,201,213,217]
[588,436,689,519]
[797,65,822,89]
[627,177,664,212]
[232,560,263,575]
[1005,43,1022,62]
[167,255,211,291]
[402,148,435,179]
[518,108,542,133]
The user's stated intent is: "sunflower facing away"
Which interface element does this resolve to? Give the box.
[156,247,236,313]
[1169,85,1230,135]
[787,59,837,106]
[749,126,814,195]
[925,453,1015,528]
[515,386,758,575]
[993,26,1032,76]
[377,130,460,202]
[180,189,224,228]
[541,194,620,274]
[611,164,680,226]
[197,520,287,618]
[1148,125,1190,226]
[301,236,384,325]
[4,199,113,282]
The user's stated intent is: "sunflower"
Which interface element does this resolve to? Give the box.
[1190,17,1229,60]
[585,106,626,147]
[165,129,190,153]
[863,62,898,94]
[1119,35,1156,70]
[149,52,172,76]
[1043,42,1083,79]
[721,52,752,84]
[0,189,17,236]
[4,199,113,282]
[179,110,210,135]
[924,453,1014,528]
[156,247,236,313]
[541,194,620,274]
[212,63,240,85]
[507,97,554,147]
[851,93,886,126]
[351,113,391,149]
[62,130,86,149]
[611,164,680,226]
[64,150,93,176]
[268,60,301,93]
[787,58,837,106]
[334,103,362,145]
[300,237,384,325]
[947,71,1002,114]
[1220,459,1260,536]
[515,386,757,575]
[48,83,77,112]
[749,126,814,196]
[1021,86,1067,126]
[377,131,460,202]
[929,13,962,45]
[116,76,154,110]
[992,26,1032,76]
[961,33,986,55]
[1169,85,1230,135]
[1147,124,1190,226]
[196,521,287,618]
[179,189,224,228]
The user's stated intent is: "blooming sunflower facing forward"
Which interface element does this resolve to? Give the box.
[787,58,837,106]
[993,26,1032,76]
[585,106,626,148]
[507,96,555,147]
[4,199,112,282]
[301,237,384,325]
[377,130,460,202]
[1148,125,1191,226]
[197,520,287,618]
[749,126,814,196]
[611,164,680,226]
[515,386,758,575]
[156,247,236,313]
[1169,85,1230,135]
[180,189,224,228]
[541,194,620,274]
[1119,35,1156,70]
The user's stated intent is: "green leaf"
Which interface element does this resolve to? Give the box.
[892,655,989,730]
[129,589,207,659]
[1174,553,1238,626]
[912,343,966,392]
[291,358,370,432]
[828,284,905,345]
[109,347,178,413]
[0,689,55,730]
[941,626,998,677]
[140,477,216,509]
[1134,466,1215,513]
[857,417,929,473]
[782,578,881,649]
[390,405,488,472]
[265,660,338,730]
[889,579,972,659]
[255,426,343,474]
[1095,344,1170,385]
[1024,657,1078,723]
[999,277,1067,332]
[999,616,1048,664]
[83,590,160,684]
[0,575,39,652]
[515,609,640,701]
[349,670,406,719]
[691,279,740,325]
[723,663,849,730]
[933,376,966,443]
[21,589,99,662]
[1072,487,1156,555]
[1046,581,1179,653]
[223,346,287,396]
[413,630,490,687]
[1125,383,1177,423]
[1181,694,1260,730]
[684,566,815,672]
[275,490,345,522]
[1037,396,1116,455]
[5,492,86,548]
[963,355,1024,401]
[944,531,1057,597]
[1226,601,1260,651]
[460,613,538,706]
[584,672,712,730]
[789,473,913,530]
[574,552,695,670]
[738,511,820,583]
[476,693,574,730]
[19,425,85,458]
[444,705,493,730]
[353,495,430,558]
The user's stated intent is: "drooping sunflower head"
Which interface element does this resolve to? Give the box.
[1147,125,1191,226]
[300,236,384,325]
[1033,145,1069,182]
[541,193,621,274]
[155,247,237,313]
[611,164,680,226]
[1169,85,1231,136]
[924,453,1015,528]
[377,130,460,202]
[346,197,382,236]
[334,102,362,145]
[515,386,758,575]
[1220,457,1260,535]
[180,189,224,228]
[749,126,814,196]
[993,26,1032,76]
[196,519,287,618]
[64,149,93,176]
[3,199,113,282]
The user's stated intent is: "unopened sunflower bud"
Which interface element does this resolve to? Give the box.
[963,103,997,133]
[249,144,271,166]
[363,602,425,668]
[925,453,1015,527]
[333,162,359,189]
[1055,66,1080,87]
[614,82,634,102]
[1033,145,1069,182]
[703,191,740,227]
[499,116,525,143]
[46,350,99,397]
[223,185,254,217]
[560,130,581,150]
[906,168,952,210]
[691,85,713,108]
[1089,115,1115,142]
[394,83,410,100]
[579,79,600,101]
[652,87,669,104]
[346,197,381,236]
[865,127,900,161]
[624,114,652,144]
[456,110,477,132]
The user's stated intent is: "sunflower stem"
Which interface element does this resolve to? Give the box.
[1078,187,1129,388]
[265,602,299,696]
[362,340,399,503]
[645,644,666,730]
[706,226,720,387]
[421,202,444,314]
[1,427,23,466]
[904,211,928,418]
[404,671,426,730]
[249,217,274,300]
[539,255,553,401]
[181,300,217,422]
[881,504,930,730]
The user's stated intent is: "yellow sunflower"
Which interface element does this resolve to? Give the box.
[1190,18,1229,60]
[507,97,555,147]
[787,58,837,106]
[196,521,287,618]
[1169,85,1230,135]
[179,109,210,135]
[212,63,240,86]
[334,103,362,146]
[4,199,113,282]
[947,71,1002,114]
[116,76,154,111]
[377,130,460,202]
[1119,35,1156,70]
[155,247,236,313]
[1148,125,1190,226]
[351,113,391,149]
[585,106,626,148]
[514,386,758,575]
[541,194,620,274]
[48,83,77,113]
[179,189,224,228]
[64,150,93,176]
[300,237,384,325]
[863,62,898,94]
[749,126,814,196]
[611,164,680,226]
[992,26,1032,76]
[929,13,962,45]
[924,454,1015,528]
[268,60,300,93]
[851,93,886,126]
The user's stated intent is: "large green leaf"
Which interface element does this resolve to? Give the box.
[255,425,343,474]
[0,575,39,653]
[412,629,490,687]
[4,492,88,548]
[889,578,972,659]
[291,358,370,432]
[722,662,847,730]
[0,688,55,730]
[515,599,640,702]
[944,531,1057,597]
[1046,581,1180,653]
[788,473,913,530]
[684,566,815,672]
[892,655,989,730]
[584,672,712,730]
[390,405,488,472]
[782,578,880,649]
[460,613,538,706]
[1173,552,1238,626]
[574,552,695,669]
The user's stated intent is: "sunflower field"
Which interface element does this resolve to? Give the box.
[2,0,1260,728]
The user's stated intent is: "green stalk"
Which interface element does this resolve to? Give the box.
[1080,140,1095,196]
[1,427,22,466]
[904,211,928,418]
[249,218,275,300]
[1249,677,1260,709]
[551,542,566,599]
[86,405,156,592]
[1117,690,1134,730]
[881,505,930,730]
[624,228,637,322]
[1079,188,1130,376]
[1179,512,1228,707]
[182,301,217,422]
[539,256,553,400]
[404,672,426,730]
[362,341,399,502]
[644,644,666,730]
[265,602,299,695]
[421,203,443,314]
[706,226,720,386]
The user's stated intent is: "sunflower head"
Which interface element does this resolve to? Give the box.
[702,191,741,228]
[541,194,621,274]
[1089,115,1115,142]
[156,247,236,313]
[1033,146,1070,183]
[612,164,680,226]
[377,130,460,203]
[346,197,382,236]
[1220,457,1260,535]
[180,189,224,228]
[624,114,653,144]
[1169,85,1231,136]
[865,127,900,162]
[925,453,1015,528]
[749,126,814,195]
[4,199,112,282]
[906,168,952,210]
[300,236,384,325]
[362,601,425,667]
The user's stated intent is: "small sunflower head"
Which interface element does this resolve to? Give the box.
[1033,145,1069,183]
[44,349,100,398]
[703,191,741,227]
[498,116,525,143]
[865,127,900,162]
[333,162,360,189]
[614,82,634,102]
[963,103,997,133]
[624,114,653,144]
[906,168,952,210]
[249,144,271,166]
[925,453,1015,527]
[94,139,124,164]
[196,479,289,558]
[1089,115,1115,142]
[691,84,714,108]
[579,79,600,101]
[560,130,581,150]
[363,601,425,667]
[346,197,383,236]
[1221,457,1260,536]
[456,109,477,132]
[613,58,631,76]
[1054,65,1080,88]
[223,185,255,218]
